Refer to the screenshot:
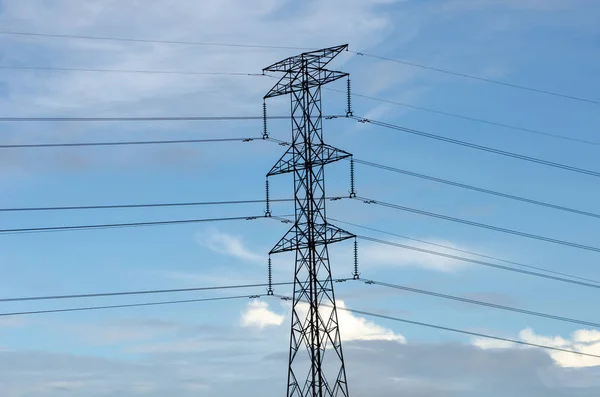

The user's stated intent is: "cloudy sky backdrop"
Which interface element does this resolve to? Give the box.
[1,0,600,395]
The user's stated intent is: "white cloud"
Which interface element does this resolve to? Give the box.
[333,300,406,343]
[359,238,473,272]
[520,328,600,368]
[473,327,600,368]
[241,298,405,343]
[240,300,285,329]
[471,338,514,350]
[0,0,401,118]
[196,229,263,264]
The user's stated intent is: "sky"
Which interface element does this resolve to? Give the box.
[0,0,600,395]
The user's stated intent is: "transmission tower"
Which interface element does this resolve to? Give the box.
[264,45,355,397]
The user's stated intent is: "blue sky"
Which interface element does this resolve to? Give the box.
[1,0,600,395]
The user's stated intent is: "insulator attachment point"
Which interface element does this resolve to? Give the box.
[346,78,353,117]
[267,256,274,295]
[353,238,360,280]
[262,101,269,139]
[265,179,272,217]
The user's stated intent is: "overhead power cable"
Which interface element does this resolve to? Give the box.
[0,65,266,76]
[353,159,600,220]
[302,296,600,360]
[330,218,600,286]
[327,88,599,146]
[4,31,596,104]
[4,31,596,106]
[272,214,600,289]
[0,137,262,148]
[357,196,600,253]
[363,279,600,328]
[0,31,314,51]
[0,115,341,123]
[0,294,262,317]
[4,284,595,360]
[0,214,267,235]
[1,282,288,303]
[0,115,296,122]
[354,117,600,178]
[3,62,594,146]
[1,283,595,360]
[0,198,287,212]
[356,235,600,290]
[0,197,349,213]
[351,51,600,106]
[0,279,353,303]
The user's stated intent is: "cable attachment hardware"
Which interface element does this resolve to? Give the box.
[346,78,353,117]
[265,178,272,217]
[353,238,360,280]
[267,255,274,296]
[349,157,356,198]
[262,100,269,139]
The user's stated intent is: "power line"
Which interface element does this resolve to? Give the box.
[0,281,294,303]
[4,286,596,360]
[0,214,266,235]
[356,235,600,290]
[330,217,600,286]
[6,287,594,361]
[0,137,262,148]
[0,294,262,317]
[0,198,285,212]
[311,297,600,360]
[0,115,295,122]
[0,64,265,76]
[0,279,353,303]
[362,279,600,328]
[351,51,600,106]
[6,63,594,146]
[353,159,600,220]
[357,196,600,253]
[0,31,314,51]
[326,88,599,146]
[4,31,596,105]
[0,197,351,213]
[272,214,600,289]
[353,117,600,178]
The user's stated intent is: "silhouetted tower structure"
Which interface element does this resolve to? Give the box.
[264,45,355,397]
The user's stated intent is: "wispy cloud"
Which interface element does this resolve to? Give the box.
[358,238,474,272]
[473,327,600,368]
[196,229,263,264]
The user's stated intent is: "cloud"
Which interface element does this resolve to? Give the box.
[67,318,182,345]
[2,340,600,396]
[0,0,406,176]
[520,328,600,369]
[241,298,405,342]
[240,300,285,329]
[359,238,473,272]
[471,337,515,350]
[0,0,400,117]
[196,229,263,264]
[473,328,600,368]
[334,300,406,343]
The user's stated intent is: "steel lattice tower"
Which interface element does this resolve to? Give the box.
[264,45,355,397]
